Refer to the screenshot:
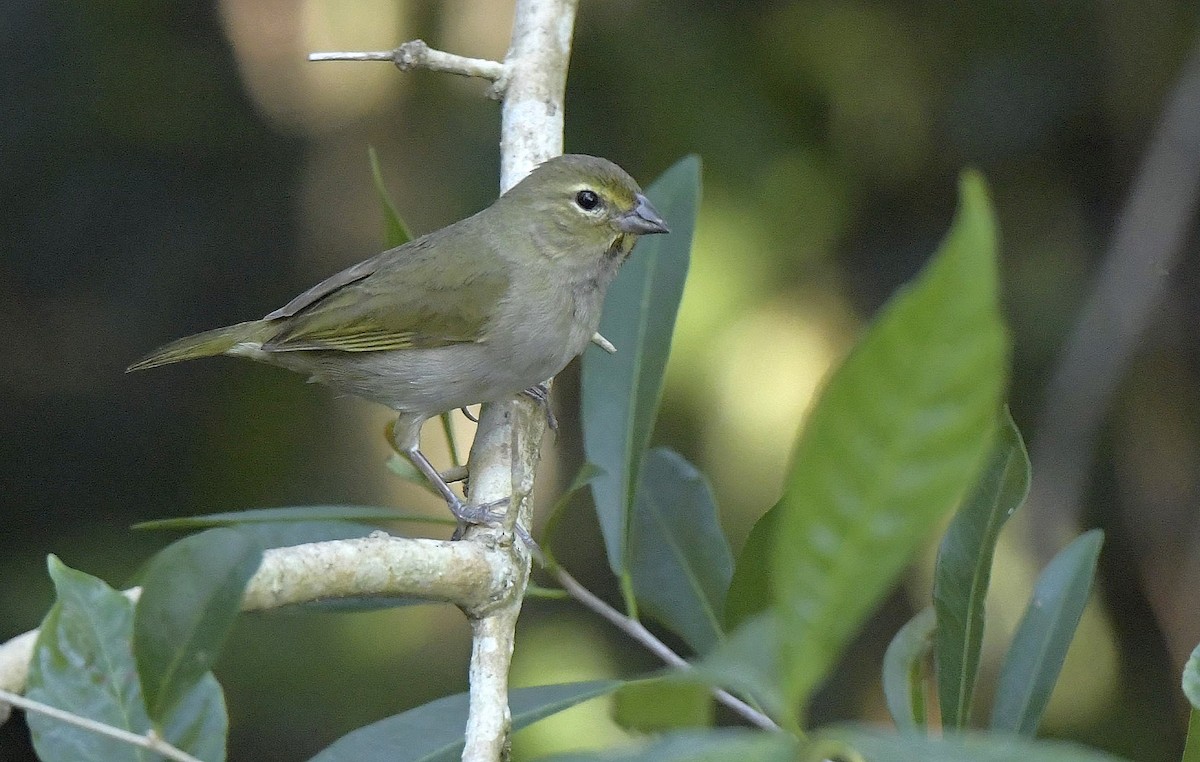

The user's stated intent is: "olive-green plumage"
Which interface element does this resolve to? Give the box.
[129,154,668,523]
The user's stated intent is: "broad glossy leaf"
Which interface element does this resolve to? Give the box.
[134,528,261,723]
[934,409,1030,729]
[582,156,700,583]
[134,505,449,531]
[812,725,1127,762]
[758,171,1007,713]
[308,681,621,762]
[881,607,936,734]
[1185,641,1200,710]
[630,448,732,654]
[26,557,227,762]
[990,530,1104,736]
[540,729,797,762]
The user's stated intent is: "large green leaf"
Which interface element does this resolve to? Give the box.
[750,171,1007,714]
[134,528,261,724]
[308,681,621,762]
[582,156,700,587]
[629,448,732,655]
[540,729,797,762]
[26,556,226,762]
[934,409,1030,729]
[881,607,936,734]
[811,725,1127,762]
[990,529,1104,736]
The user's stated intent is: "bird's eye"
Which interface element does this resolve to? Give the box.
[574,189,600,211]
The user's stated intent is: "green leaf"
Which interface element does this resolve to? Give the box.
[308,680,621,762]
[760,170,1007,714]
[881,607,936,734]
[990,529,1104,736]
[134,528,261,724]
[812,725,1127,762]
[1185,641,1200,710]
[539,729,797,762]
[368,145,412,249]
[26,556,227,762]
[934,409,1030,729]
[1184,708,1200,762]
[612,680,713,733]
[582,156,700,585]
[540,462,604,570]
[629,448,732,655]
[134,505,451,531]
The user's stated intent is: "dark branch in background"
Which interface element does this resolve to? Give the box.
[1026,42,1200,562]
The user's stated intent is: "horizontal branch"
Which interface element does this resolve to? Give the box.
[309,39,505,83]
[0,535,517,702]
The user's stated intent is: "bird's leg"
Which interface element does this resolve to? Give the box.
[521,383,558,432]
[389,414,533,547]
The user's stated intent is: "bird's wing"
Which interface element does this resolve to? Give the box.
[261,232,510,353]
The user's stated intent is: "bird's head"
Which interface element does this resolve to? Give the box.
[501,154,670,260]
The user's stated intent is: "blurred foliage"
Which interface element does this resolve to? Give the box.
[3,0,1199,759]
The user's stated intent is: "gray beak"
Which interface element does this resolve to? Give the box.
[617,193,670,235]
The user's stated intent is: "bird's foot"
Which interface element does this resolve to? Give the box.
[447,495,538,550]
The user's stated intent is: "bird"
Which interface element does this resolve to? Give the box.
[128,154,669,532]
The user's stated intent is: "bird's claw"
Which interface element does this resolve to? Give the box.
[448,495,538,550]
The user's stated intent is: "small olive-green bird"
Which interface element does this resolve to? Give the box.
[128,154,668,527]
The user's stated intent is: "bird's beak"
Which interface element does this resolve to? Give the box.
[616,193,670,235]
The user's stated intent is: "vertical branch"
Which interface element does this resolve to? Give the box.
[462,1,579,759]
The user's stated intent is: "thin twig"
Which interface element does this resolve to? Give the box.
[0,688,204,762]
[553,567,780,731]
[309,40,505,83]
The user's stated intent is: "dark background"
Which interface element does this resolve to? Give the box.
[2,1,1198,759]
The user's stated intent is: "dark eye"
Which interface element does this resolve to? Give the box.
[575,189,600,211]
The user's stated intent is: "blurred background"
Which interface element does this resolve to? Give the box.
[2,0,1198,759]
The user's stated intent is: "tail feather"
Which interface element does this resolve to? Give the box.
[127,320,269,372]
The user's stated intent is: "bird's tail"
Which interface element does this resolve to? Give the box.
[127,320,269,372]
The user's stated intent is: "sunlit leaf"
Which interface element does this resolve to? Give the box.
[881,607,936,734]
[582,156,700,592]
[630,448,732,654]
[934,409,1030,729]
[990,530,1104,736]
[741,171,1006,715]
